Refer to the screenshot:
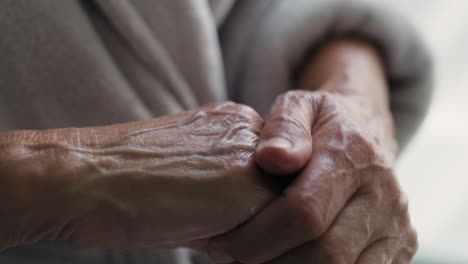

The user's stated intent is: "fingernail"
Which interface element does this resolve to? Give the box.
[262,137,292,150]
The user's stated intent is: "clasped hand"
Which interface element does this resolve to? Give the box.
[205,91,417,264]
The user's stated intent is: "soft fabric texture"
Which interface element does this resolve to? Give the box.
[0,0,432,263]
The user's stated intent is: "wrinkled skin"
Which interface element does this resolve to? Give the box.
[0,102,276,249]
[0,38,417,264]
[206,39,418,264]
[208,92,417,264]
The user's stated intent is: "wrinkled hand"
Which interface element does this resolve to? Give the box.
[0,102,277,249]
[207,91,417,263]
[69,102,279,248]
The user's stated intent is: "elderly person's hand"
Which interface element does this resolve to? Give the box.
[0,102,277,250]
[207,39,417,263]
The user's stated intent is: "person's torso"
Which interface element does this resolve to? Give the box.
[0,0,228,130]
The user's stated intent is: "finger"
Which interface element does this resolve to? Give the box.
[391,242,418,264]
[392,228,418,264]
[342,176,416,264]
[355,238,401,264]
[256,91,319,175]
[208,145,365,264]
[301,193,388,263]
[259,190,390,264]
[355,225,417,264]
[261,240,400,264]
[209,96,390,264]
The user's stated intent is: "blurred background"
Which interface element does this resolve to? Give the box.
[367,0,468,263]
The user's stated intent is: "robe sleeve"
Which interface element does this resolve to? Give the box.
[220,0,433,150]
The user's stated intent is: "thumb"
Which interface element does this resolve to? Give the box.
[255,91,318,175]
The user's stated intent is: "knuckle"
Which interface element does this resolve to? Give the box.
[197,102,264,154]
[221,102,263,126]
[396,192,410,216]
[312,93,389,168]
[383,176,412,227]
[208,101,261,121]
[382,177,416,243]
[385,176,410,216]
[277,90,308,104]
[236,103,261,119]
[202,101,237,111]
[407,227,419,253]
[316,91,339,113]
[393,228,419,264]
[367,167,400,205]
[272,90,319,116]
[316,91,335,104]
[318,121,381,172]
[232,103,262,122]
[345,128,379,166]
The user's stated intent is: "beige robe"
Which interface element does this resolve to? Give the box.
[0,0,432,263]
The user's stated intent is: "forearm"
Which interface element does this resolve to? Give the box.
[297,38,397,156]
[298,38,389,107]
[0,126,93,248]
[0,105,273,248]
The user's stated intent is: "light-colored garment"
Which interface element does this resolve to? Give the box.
[0,0,432,263]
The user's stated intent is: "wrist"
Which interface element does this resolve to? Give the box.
[296,38,397,156]
[298,38,390,109]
